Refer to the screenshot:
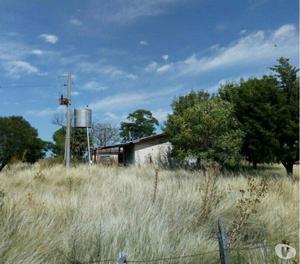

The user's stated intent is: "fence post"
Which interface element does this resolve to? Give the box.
[260,240,269,264]
[117,252,127,264]
[152,168,159,204]
[217,219,230,264]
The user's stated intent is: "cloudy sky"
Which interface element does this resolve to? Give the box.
[0,0,298,141]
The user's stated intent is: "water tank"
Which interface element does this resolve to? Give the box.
[74,108,92,128]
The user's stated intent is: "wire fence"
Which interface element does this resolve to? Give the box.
[61,239,299,264]
[59,218,298,264]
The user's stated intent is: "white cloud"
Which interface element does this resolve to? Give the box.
[26,106,64,117]
[139,40,148,46]
[157,64,172,73]
[72,91,80,96]
[39,34,59,44]
[151,108,170,123]
[0,39,30,61]
[31,49,43,55]
[156,24,298,77]
[273,24,295,39]
[162,54,169,61]
[89,93,145,111]
[77,61,137,80]
[104,112,122,120]
[5,60,39,78]
[89,86,181,112]
[240,29,247,35]
[81,81,108,91]
[70,18,83,26]
[90,0,191,24]
[145,61,158,72]
[102,112,127,125]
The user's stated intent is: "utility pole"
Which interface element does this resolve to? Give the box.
[65,72,71,168]
[59,72,72,168]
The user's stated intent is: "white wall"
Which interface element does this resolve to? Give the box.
[134,139,172,166]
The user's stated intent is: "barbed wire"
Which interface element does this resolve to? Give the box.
[59,240,300,263]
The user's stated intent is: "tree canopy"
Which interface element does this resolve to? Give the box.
[120,109,159,142]
[91,123,119,147]
[0,116,45,171]
[271,57,299,174]
[51,127,89,162]
[219,76,283,167]
[219,57,299,174]
[165,92,243,169]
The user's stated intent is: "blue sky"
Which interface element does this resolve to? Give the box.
[0,0,298,141]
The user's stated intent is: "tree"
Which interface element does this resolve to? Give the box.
[164,93,243,169]
[270,57,299,174]
[120,109,159,141]
[171,90,210,115]
[219,58,299,174]
[91,123,119,147]
[219,76,283,168]
[0,116,45,171]
[51,111,90,161]
[51,127,88,161]
[51,112,73,127]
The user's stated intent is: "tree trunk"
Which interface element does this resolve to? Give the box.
[282,161,294,176]
[0,160,8,172]
[253,161,257,169]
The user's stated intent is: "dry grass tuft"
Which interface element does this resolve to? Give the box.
[0,163,298,263]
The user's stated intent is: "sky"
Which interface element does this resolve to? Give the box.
[0,0,298,142]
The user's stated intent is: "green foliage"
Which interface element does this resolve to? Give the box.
[52,128,65,156]
[220,57,299,174]
[165,92,243,168]
[270,57,299,174]
[171,90,210,115]
[219,76,283,167]
[51,127,89,161]
[120,109,159,141]
[0,116,45,171]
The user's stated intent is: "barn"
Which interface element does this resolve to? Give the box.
[93,134,172,166]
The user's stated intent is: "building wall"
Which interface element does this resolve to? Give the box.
[97,154,118,166]
[134,139,172,166]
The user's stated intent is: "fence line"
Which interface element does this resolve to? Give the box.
[61,239,299,264]
[59,218,298,264]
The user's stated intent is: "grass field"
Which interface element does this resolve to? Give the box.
[0,163,298,263]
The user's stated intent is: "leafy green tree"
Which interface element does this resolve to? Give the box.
[165,93,243,169]
[219,76,283,168]
[270,57,299,174]
[0,116,45,171]
[220,58,299,174]
[52,128,65,156]
[120,109,159,141]
[51,127,89,161]
[171,90,210,115]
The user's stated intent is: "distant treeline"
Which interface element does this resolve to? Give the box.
[164,57,299,174]
[0,57,298,174]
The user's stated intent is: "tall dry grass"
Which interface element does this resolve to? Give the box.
[0,163,298,263]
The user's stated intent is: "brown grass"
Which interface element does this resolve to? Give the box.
[0,163,298,263]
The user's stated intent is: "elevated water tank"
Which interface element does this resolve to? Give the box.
[74,108,92,128]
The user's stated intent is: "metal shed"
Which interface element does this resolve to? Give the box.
[93,134,172,166]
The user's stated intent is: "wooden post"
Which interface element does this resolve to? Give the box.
[152,168,159,204]
[218,219,230,264]
[117,252,127,264]
[261,240,269,264]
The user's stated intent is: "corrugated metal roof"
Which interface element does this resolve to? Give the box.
[94,133,167,151]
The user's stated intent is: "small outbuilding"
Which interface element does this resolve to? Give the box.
[93,134,172,166]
